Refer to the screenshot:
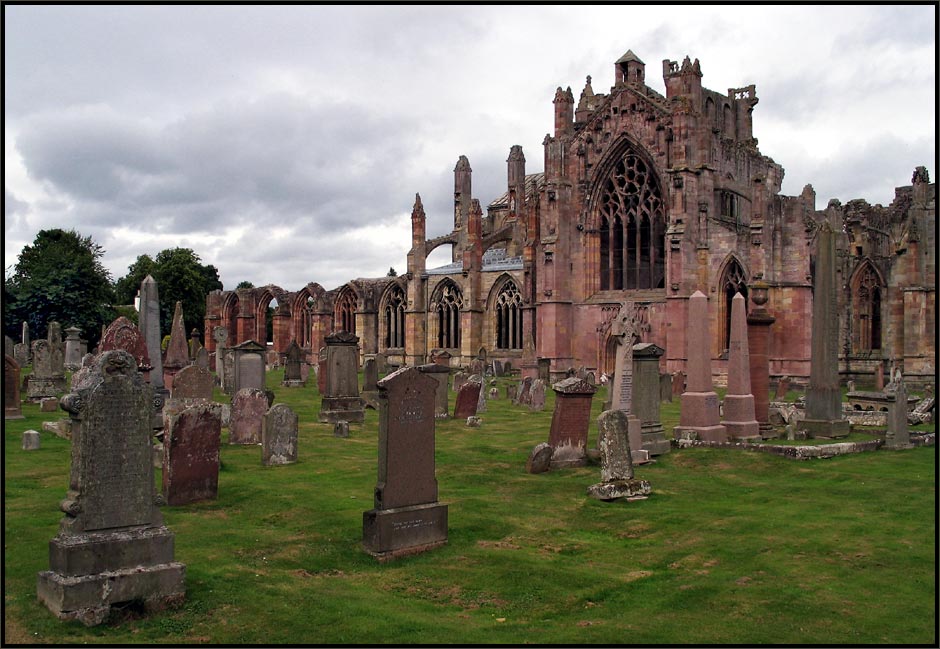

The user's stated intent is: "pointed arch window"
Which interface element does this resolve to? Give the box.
[720,260,748,353]
[495,281,523,350]
[597,150,666,291]
[852,263,883,353]
[433,282,463,349]
[335,289,357,335]
[384,285,406,349]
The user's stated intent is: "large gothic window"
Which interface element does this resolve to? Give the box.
[495,281,523,350]
[852,262,883,353]
[598,150,666,291]
[720,259,748,353]
[383,285,406,349]
[335,288,357,334]
[433,282,463,349]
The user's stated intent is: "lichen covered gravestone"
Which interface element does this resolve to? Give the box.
[587,410,651,501]
[36,350,185,626]
[545,377,597,469]
[262,404,298,465]
[229,388,268,444]
[363,367,447,560]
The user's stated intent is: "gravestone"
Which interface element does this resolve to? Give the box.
[162,401,222,505]
[362,367,447,560]
[99,317,152,378]
[537,358,551,382]
[163,302,191,391]
[15,321,30,367]
[671,371,686,398]
[194,347,209,370]
[746,282,777,438]
[334,420,350,438]
[362,355,379,392]
[673,292,727,442]
[529,379,546,411]
[774,376,790,400]
[492,360,503,377]
[587,410,652,501]
[608,302,648,463]
[418,363,451,418]
[37,350,185,626]
[222,349,236,395]
[281,340,305,387]
[170,364,214,402]
[526,443,553,474]
[40,397,59,412]
[488,387,499,400]
[188,328,202,360]
[803,222,849,438]
[546,377,597,468]
[452,371,468,393]
[5,355,24,419]
[475,375,487,413]
[232,339,266,394]
[453,376,483,419]
[27,323,67,399]
[374,352,387,375]
[139,276,165,396]
[659,372,673,403]
[64,326,83,371]
[469,358,485,377]
[4,334,14,358]
[211,326,228,377]
[262,404,298,465]
[23,430,41,450]
[317,347,328,394]
[516,376,534,406]
[846,379,856,394]
[229,388,268,445]
[319,332,365,424]
[883,380,912,450]
[633,343,670,455]
[722,293,761,442]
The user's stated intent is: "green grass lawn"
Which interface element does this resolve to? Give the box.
[3,368,936,644]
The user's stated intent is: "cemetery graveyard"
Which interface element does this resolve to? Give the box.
[3,311,936,644]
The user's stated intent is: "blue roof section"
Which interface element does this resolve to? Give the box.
[426,248,523,275]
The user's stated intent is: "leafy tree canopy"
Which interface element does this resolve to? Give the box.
[236,280,255,289]
[387,267,398,277]
[4,229,115,347]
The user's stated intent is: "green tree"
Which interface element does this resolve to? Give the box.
[114,247,222,339]
[236,280,255,289]
[387,267,398,277]
[4,229,115,347]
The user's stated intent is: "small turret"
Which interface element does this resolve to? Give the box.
[575,75,598,124]
[553,86,574,137]
[507,145,526,218]
[615,49,645,85]
[411,193,426,249]
[454,155,472,231]
[663,55,703,100]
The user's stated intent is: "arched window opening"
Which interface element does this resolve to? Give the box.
[383,286,406,349]
[434,282,463,349]
[335,289,357,335]
[495,282,523,350]
[720,260,748,353]
[300,297,314,348]
[597,149,665,291]
[853,263,883,353]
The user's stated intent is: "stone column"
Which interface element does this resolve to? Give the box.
[803,221,849,438]
[673,291,727,442]
[722,293,761,441]
[64,327,83,371]
[747,280,776,438]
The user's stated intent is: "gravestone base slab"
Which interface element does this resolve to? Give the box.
[587,478,651,501]
[641,424,671,456]
[37,563,185,626]
[362,502,448,561]
[319,397,365,424]
[759,423,779,439]
[280,379,306,388]
[360,391,379,410]
[27,377,67,400]
[673,424,728,443]
[724,420,762,442]
[631,449,651,465]
[802,418,850,439]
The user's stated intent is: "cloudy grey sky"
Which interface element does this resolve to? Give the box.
[5,5,936,292]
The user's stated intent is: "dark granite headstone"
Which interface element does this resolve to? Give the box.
[163,401,221,505]
[229,388,268,444]
[262,404,298,465]
[5,355,24,419]
[37,351,185,625]
[281,340,305,387]
[319,332,364,423]
[453,377,483,419]
[363,367,447,560]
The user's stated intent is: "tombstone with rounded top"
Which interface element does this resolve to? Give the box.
[162,401,221,505]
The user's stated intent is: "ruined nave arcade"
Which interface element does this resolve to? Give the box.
[203,48,936,389]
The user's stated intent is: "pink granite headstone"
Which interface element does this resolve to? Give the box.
[547,377,597,468]
[163,302,190,391]
[453,377,483,419]
[162,401,221,505]
[99,316,152,379]
[229,388,268,444]
[722,293,760,441]
[673,291,727,442]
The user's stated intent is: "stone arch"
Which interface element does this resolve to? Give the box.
[221,291,240,344]
[429,278,463,350]
[587,137,666,293]
[291,283,326,349]
[486,274,523,351]
[379,279,408,351]
[333,284,360,335]
[717,254,749,354]
[849,259,885,354]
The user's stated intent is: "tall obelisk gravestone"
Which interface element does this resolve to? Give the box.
[363,366,447,560]
[37,351,185,626]
[139,275,167,428]
[803,221,849,438]
[673,291,727,442]
[722,293,761,441]
[608,301,648,463]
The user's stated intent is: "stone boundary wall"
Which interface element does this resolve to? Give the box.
[670,435,934,458]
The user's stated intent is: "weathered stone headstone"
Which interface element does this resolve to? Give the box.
[232,339,266,394]
[5,355,24,419]
[492,360,503,377]
[211,325,228,377]
[363,366,447,560]
[14,321,30,367]
[529,379,546,411]
[417,363,450,418]
[516,376,534,406]
[188,328,202,360]
[633,343,669,455]
[319,332,364,424]
[139,276,165,392]
[526,442,553,474]
[162,401,222,505]
[374,352,387,375]
[4,334,15,359]
[99,317,152,378]
[171,364,214,401]
[452,371,468,393]
[222,349,236,395]
[64,326,83,371]
[803,222,849,438]
[606,302,648,463]
[587,410,651,501]
[546,377,597,468]
[722,293,761,442]
[194,346,209,370]
[229,388,268,444]
[262,404,298,465]
[281,340,305,387]
[163,301,191,391]
[469,358,485,377]
[475,375,487,413]
[362,354,379,392]
[26,323,67,399]
[488,387,499,400]
[659,372,673,402]
[334,420,350,438]
[774,376,790,400]
[883,380,911,450]
[537,358,551,382]
[317,347,328,394]
[23,429,42,450]
[673,292,727,442]
[37,350,185,626]
[453,376,483,419]
[40,397,59,412]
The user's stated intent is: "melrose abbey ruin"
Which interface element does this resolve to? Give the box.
[204,49,936,388]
